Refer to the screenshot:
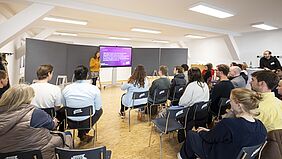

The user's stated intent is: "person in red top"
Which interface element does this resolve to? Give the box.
[202,63,214,84]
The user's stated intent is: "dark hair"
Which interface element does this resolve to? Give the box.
[205,63,213,70]
[188,67,204,87]
[94,51,100,60]
[159,65,168,76]
[217,64,229,76]
[265,50,272,55]
[181,64,189,71]
[74,65,88,80]
[251,70,279,90]
[0,70,7,79]
[36,64,53,80]
[128,64,146,87]
[175,66,184,73]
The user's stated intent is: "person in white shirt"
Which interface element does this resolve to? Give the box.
[62,65,102,142]
[30,64,64,131]
[179,67,209,107]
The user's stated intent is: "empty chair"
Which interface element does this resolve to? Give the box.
[0,150,42,159]
[65,106,97,147]
[56,75,67,85]
[236,141,266,159]
[123,91,149,132]
[55,146,111,159]
[149,106,190,159]
[40,107,56,118]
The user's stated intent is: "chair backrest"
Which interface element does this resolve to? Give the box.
[65,106,93,129]
[40,107,56,118]
[192,101,210,121]
[236,142,266,159]
[152,88,169,104]
[56,75,67,85]
[172,85,186,101]
[132,91,149,106]
[165,106,190,132]
[0,150,43,159]
[55,146,108,159]
[218,98,230,118]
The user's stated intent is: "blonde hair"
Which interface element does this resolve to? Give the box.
[231,88,262,116]
[0,84,35,111]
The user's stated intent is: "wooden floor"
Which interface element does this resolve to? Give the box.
[75,86,182,159]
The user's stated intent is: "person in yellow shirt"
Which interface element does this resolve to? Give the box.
[89,51,100,85]
[250,70,282,132]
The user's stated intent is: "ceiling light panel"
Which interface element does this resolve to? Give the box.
[43,16,88,25]
[251,23,278,30]
[108,37,131,41]
[131,28,161,34]
[53,32,77,36]
[189,3,234,18]
[185,34,206,39]
[152,40,169,43]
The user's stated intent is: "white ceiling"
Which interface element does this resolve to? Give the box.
[1,0,282,44]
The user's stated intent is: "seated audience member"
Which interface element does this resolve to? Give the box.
[210,64,234,115]
[181,64,189,83]
[179,67,209,107]
[250,70,282,132]
[277,80,282,97]
[202,63,214,84]
[229,66,246,88]
[178,88,267,159]
[239,63,249,84]
[0,84,71,159]
[168,66,187,106]
[62,65,102,142]
[148,65,170,115]
[30,64,64,130]
[119,65,149,117]
[0,70,9,97]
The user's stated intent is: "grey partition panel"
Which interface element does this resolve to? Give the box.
[160,48,188,75]
[132,48,160,75]
[25,39,67,84]
[66,44,99,82]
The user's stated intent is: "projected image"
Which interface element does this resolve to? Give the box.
[100,46,132,67]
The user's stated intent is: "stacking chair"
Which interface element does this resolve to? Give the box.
[0,150,42,159]
[124,91,149,132]
[148,88,169,121]
[149,106,190,159]
[40,107,56,118]
[55,146,111,159]
[217,98,231,118]
[56,75,67,85]
[170,85,186,105]
[65,105,97,147]
[236,141,267,159]
[186,101,210,130]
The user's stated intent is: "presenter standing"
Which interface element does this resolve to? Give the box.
[89,51,101,86]
[260,50,281,71]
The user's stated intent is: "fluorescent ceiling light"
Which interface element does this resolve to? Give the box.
[189,3,234,18]
[251,23,278,30]
[53,32,77,36]
[108,37,131,41]
[43,16,88,25]
[131,28,161,34]
[185,34,206,39]
[152,40,169,44]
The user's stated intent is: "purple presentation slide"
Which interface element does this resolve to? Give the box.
[100,46,132,67]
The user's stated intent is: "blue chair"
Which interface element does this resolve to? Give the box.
[0,150,42,159]
[148,88,169,121]
[124,91,149,132]
[55,146,111,159]
[236,141,267,159]
[149,106,190,159]
[65,105,97,147]
[171,85,186,104]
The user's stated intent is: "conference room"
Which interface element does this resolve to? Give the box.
[1,0,282,159]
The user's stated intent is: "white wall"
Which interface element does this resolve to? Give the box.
[185,29,282,67]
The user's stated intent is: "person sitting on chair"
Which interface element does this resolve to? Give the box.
[0,70,9,97]
[147,65,170,116]
[0,84,71,159]
[119,64,149,118]
[168,66,187,106]
[62,65,103,143]
[30,64,64,131]
[178,88,267,159]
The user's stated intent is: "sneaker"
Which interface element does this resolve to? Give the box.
[119,112,125,119]
[177,152,182,159]
[80,135,94,143]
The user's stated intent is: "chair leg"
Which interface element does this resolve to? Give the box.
[149,124,153,147]
[129,109,131,132]
[160,133,163,159]
[72,129,75,148]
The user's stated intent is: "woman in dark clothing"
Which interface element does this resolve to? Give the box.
[169,66,186,106]
[202,63,214,83]
[178,88,267,159]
